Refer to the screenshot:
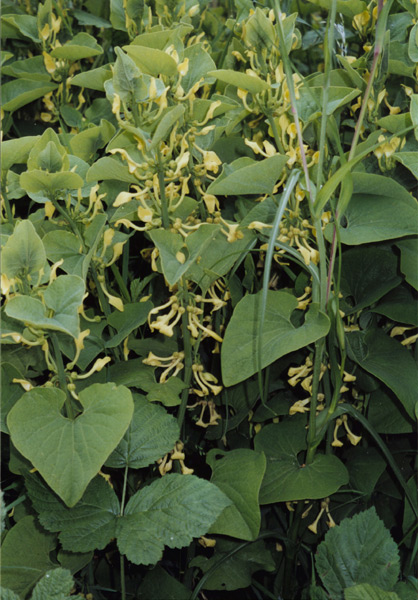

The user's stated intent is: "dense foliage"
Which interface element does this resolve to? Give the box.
[1,0,417,598]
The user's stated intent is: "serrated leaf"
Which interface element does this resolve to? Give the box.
[26,473,119,553]
[316,507,400,599]
[117,474,231,565]
[207,449,266,540]
[221,291,329,386]
[31,568,74,600]
[106,394,179,469]
[345,584,401,600]
[8,384,134,506]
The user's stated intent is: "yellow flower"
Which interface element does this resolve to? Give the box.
[74,356,112,379]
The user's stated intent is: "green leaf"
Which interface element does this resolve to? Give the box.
[31,568,77,600]
[123,44,178,77]
[207,154,288,196]
[367,389,414,434]
[117,474,231,565]
[137,566,190,600]
[0,587,20,600]
[26,473,120,552]
[2,79,57,112]
[296,86,361,122]
[149,224,220,287]
[72,9,111,28]
[1,136,41,171]
[7,383,134,506]
[181,43,216,93]
[86,156,139,183]
[150,105,186,150]
[43,230,85,278]
[1,363,24,434]
[324,173,418,245]
[105,394,179,469]
[346,447,386,496]
[345,584,401,600]
[50,32,103,60]
[1,220,46,280]
[340,245,401,314]
[2,55,49,81]
[221,291,329,386]
[393,152,418,179]
[305,0,366,19]
[106,301,152,348]
[254,419,349,503]
[5,275,85,338]
[146,377,187,407]
[208,69,269,94]
[347,329,417,419]
[71,64,112,91]
[371,285,418,326]
[190,539,275,591]
[396,237,418,290]
[38,141,64,172]
[0,516,56,598]
[69,120,115,162]
[1,14,40,42]
[20,170,84,195]
[207,449,266,541]
[316,508,400,599]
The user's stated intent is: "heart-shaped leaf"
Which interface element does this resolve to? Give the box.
[7,383,134,506]
[254,420,349,503]
[221,291,330,386]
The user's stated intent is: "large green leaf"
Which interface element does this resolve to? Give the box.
[7,384,134,506]
[43,230,85,278]
[393,152,418,179]
[340,245,401,314]
[208,69,269,94]
[367,389,414,434]
[371,286,418,326]
[254,420,349,503]
[190,539,275,591]
[69,119,115,162]
[123,44,178,77]
[149,224,220,287]
[347,329,417,419]
[2,136,41,171]
[207,154,288,196]
[345,584,401,600]
[305,0,366,18]
[345,447,386,496]
[71,64,112,91]
[31,568,83,600]
[105,393,179,469]
[2,55,49,80]
[221,291,329,386]
[137,566,190,600]
[26,474,120,552]
[1,363,24,434]
[86,156,139,183]
[1,220,46,280]
[207,449,266,541]
[296,86,360,122]
[116,474,231,565]
[316,508,400,599]
[396,237,418,290]
[324,174,418,245]
[5,275,85,338]
[0,516,56,598]
[50,32,103,60]
[20,170,84,195]
[181,43,216,93]
[2,79,57,112]
[106,301,153,348]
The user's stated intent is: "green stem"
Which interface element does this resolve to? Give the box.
[283,502,304,600]
[316,0,337,189]
[267,113,285,154]
[157,149,170,229]
[2,177,14,224]
[51,333,74,420]
[306,338,325,464]
[111,263,131,303]
[177,280,194,432]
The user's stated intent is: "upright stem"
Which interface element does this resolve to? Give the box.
[2,175,14,224]
[51,333,74,420]
[157,149,170,229]
[177,280,193,432]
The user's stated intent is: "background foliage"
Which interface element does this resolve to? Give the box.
[1,0,417,598]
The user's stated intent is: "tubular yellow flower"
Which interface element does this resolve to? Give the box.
[73,356,111,380]
[289,398,310,415]
[332,418,344,447]
[97,275,124,312]
[308,506,325,534]
[342,415,361,446]
[12,379,33,391]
